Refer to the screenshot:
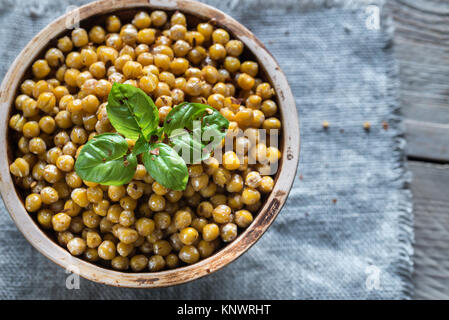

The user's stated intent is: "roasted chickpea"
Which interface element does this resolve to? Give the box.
[98,240,116,260]
[237,73,255,90]
[226,40,244,56]
[262,117,282,132]
[151,11,167,27]
[37,209,53,229]
[197,22,213,40]
[179,245,199,264]
[67,237,87,256]
[88,25,105,43]
[25,193,42,212]
[198,240,215,258]
[122,61,143,79]
[29,137,47,155]
[153,240,172,256]
[259,176,275,193]
[37,116,56,135]
[10,158,30,178]
[130,255,148,271]
[84,248,100,262]
[57,36,73,53]
[133,217,155,237]
[40,186,59,205]
[261,100,278,117]
[209,43,226,60]
[106,15,121,33]
[148,194,166,212]
[52,212,71,232]
[223,151,240,170]
[71,28,89,47]
[107,185,125,202]
[212,28,230,44]
[111,256,129,270]
[148,254,166,271]
[32,60,51,79]
[139,74,159,94]
[70,188,88,208]
[165,253,179,269]
[66,52,83,69]
[221,223,238,242]
[120,24,138,45]
[179,227,198,245]
[227,174,244,193]
[9,113,26,132]
[70,126,88,144]
[174,210,192,230]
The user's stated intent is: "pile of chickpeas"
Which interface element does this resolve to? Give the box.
[8,10,282,272]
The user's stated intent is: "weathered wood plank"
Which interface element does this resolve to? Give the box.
[386,0,449,299]
[386,0,449,162]
[405,120,449,162]
[409,161,449,300]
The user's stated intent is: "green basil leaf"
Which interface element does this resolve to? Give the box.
[133,135,149,156]
[74,133,137,186]
[163,103,229,162]
[107,83,159,140]
[169,129,207,164]
[142,143,188,191]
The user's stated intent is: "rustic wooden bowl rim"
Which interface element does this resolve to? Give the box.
[0,0,300,288]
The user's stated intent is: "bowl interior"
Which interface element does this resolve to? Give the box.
[2,0,298,288]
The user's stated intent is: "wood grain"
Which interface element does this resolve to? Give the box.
[405,119,449,162]
[0,0,299,288]
[387,0,449,299]
[387,0,449,162]
[409,161,449,300]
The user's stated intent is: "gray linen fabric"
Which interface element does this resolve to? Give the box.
[0,0,413,299]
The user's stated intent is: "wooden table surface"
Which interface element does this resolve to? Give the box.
[386,0,449,299]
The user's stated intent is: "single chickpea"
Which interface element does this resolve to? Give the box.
[10,158,30,178]
[52,212,71,232]
[130,255,148,271]
[178,245,199,264]
[149,194,166,212]
[67,237,87,256]
[179,227,199,245]
[25,193,42,212]
[98,240,116,260]
[223,151,240,170]
[221,223,238,242]
[40,186,59,205]
[148,254,166,271]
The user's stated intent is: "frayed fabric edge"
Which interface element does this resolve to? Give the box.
[380,2,414,300]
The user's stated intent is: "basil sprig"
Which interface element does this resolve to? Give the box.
[75,83,229,190]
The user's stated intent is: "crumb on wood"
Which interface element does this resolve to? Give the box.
[299,175,303,180]
[382,121,389,130]
[322,121,329,129]
[332,198,337,204]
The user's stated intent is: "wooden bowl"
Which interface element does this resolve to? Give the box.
[0,0,299,288]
